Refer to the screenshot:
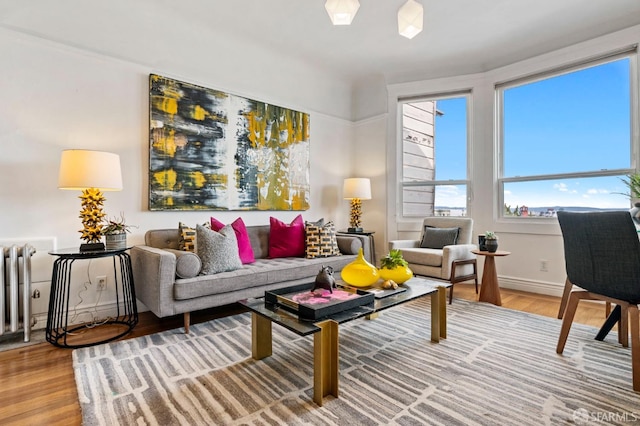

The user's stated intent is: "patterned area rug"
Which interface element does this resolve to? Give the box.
[73,298,638,425]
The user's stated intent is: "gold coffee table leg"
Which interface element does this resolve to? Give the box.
[314,320,339,406]
[430,286,447,342]
[439,286,447,339]
[252,313,272,360]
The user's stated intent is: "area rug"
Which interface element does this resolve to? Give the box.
[73,298,638,425]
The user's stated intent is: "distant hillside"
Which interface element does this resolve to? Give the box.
[526,206,625,214]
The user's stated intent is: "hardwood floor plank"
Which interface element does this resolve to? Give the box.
[0,285,616,424]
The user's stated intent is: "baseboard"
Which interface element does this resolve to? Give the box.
[498,276,565,297]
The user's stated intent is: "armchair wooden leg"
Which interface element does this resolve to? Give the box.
[473,261,478,294]
[449,258,478,305]
[557,278,573,319]
[184,312,190,334]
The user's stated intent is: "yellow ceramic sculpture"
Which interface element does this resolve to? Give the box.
[341,248,379,287]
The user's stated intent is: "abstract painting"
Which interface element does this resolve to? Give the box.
[148,74,310,211]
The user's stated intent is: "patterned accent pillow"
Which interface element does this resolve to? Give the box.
[179,221,210,252]
[305,221,341,259]
[196,224,242,275]
[420,226,460,249]
[179,222,197,252]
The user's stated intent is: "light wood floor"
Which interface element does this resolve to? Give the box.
[0,284,614,425]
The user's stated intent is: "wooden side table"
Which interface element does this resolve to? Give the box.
[471,249,511,306]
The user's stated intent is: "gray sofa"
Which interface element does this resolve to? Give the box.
[131,225,371,332]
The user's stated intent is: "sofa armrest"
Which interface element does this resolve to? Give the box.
[388,240,420,250]
[130,245,178,318]
[336,233,375,262]
[441,244,477,279]
[336,235,362,255]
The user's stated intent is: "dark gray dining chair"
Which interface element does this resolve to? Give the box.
[556,210,640,392]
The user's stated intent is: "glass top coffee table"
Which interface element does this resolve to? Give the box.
[239,276,450,406]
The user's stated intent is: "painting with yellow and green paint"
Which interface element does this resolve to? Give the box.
[149,74,310,211]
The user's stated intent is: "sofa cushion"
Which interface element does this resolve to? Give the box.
[420,226,460,249]
[196,224,242,275]
[165,248,202,278]
[210,217,255,264]
[401,248,444,267]
[305,221,341,259]
[173,254,356,300]
[269,215,305,258]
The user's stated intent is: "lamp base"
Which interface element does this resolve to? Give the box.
[347,227,364,233]
[79,242,105,252]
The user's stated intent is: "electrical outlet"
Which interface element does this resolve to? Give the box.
[540,259,548,272]
[97,275,107,290]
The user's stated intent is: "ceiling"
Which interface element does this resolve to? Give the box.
[1,0,640,85]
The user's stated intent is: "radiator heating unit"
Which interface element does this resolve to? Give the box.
[1,245,36,342]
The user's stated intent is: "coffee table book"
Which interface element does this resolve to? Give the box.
[265,282,375,320]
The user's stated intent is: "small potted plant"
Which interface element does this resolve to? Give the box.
[101,213,135,250]
[379,249,413,284]
[484,231,498,253]
[619,173,640,205]
[617,173,640,224]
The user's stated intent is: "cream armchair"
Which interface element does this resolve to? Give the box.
[389,217,478,304]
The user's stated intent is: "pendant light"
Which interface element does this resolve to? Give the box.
[325,0,360,25]
[398,0,424,39]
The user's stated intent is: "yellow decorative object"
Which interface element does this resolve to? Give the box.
[341,248,379,287]
[78,188,107,243]
[379,266,413,284]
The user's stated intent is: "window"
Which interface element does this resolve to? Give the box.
[400,94,469,217]
[498,52,635,218]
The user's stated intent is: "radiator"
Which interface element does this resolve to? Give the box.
[1,245,36,342]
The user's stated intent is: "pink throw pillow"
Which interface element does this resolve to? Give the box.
[210,217,255,264]
[269,214,305,258]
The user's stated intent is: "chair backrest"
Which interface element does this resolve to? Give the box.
[557,210,640,303]
[421,217,474,245]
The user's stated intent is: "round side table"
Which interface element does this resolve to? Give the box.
[471,249,511,306]
[46,248,138,348]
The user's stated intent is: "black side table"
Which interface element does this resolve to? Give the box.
[337,229,376,264]
[46,248,138,348]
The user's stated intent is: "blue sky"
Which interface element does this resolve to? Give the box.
[433,58,632,209]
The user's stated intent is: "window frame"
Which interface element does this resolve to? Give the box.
[398,91,472,218]
[495,49,638,220]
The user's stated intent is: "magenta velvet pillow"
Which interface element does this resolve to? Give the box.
[210,217,255,264]
[269,214,305,258]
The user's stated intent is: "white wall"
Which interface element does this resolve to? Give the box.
[355,25,640,296]
[0,26,356,325]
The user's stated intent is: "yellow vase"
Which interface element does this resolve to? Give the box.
[379,266,413,284]
[341,248,380,287]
